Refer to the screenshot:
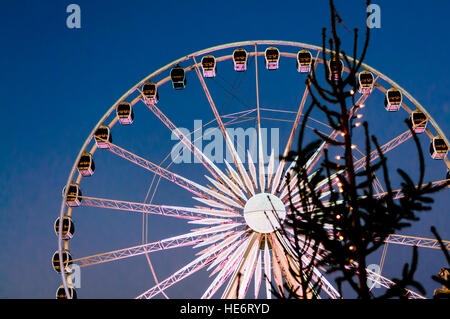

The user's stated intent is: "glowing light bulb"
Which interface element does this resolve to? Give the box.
[357,114,363,119]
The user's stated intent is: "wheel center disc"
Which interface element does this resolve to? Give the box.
[243,193,286,233]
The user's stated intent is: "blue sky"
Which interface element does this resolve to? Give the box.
[0,0,449,298]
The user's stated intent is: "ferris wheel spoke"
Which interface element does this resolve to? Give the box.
[263,237,273,299]
[214,69,253,110]
[353,145,386,196]
[80,195,241,219]
[71,232,212,268]
[203,258,242,299]
[279,171,301,202]
[372,174,385,194]
[306,92,371,175]
[270,233,305,296]
[278,155,320,202]
[254,44,267,193]
[141,96,246,205]
[205,175,247,202]
[254,250,263,298]
[103,141,241,209]
[235,234,262,298]
[365,267,426,299]
[313,129,413,194]
[353,129,413,173]
[246,151,258,193]
[202,237,249,299]
[281,230,341,298]
[260,107,333,130]
[209,237,249,277]
[283,52,319,158]
[273,52,321,194]
[283,228,320,257]
[223,160,245,192]
[270,159,287,195]
[193,230,241,249]
[254,44,261,130]
[318,179,448,203]
[226,139,255,196]
[194,230,245,258]
[135,228,242,299]
[266,151,276,192]
[384,234,450,250]
[299,254,340,299]
[192,56,254,197]
[170,108,255,160]
[305,79,381,185]
[274,156,298,197]
[306,131,340,175]
[136,250,220,299]
[374,179,450,200]
[272,232,338,298]
[221,108,257,122]
[221,233,261,298]
[258,134,266,193]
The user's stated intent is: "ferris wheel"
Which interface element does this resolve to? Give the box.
[54,40,450,299]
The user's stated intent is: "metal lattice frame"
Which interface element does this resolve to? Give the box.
[57,40,449,299]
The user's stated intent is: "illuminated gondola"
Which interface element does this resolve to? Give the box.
[430,136,448,160]
[77,152,95,177]
[94,124,112,148]
[170,65,186,90]
[143,81,159,104]
[116,101,134,125]
[265,46,280,70]
[62,183,82,207]
[233,48,248,72]
[358,70,374,94]
[328,57,344,80]
[52,250,73,273]
[410,110,428,133]
[201,54,217,78]
[56,285,77,299]
[384,87,402,112]
[296,49,312,73]
[54,216,75,239]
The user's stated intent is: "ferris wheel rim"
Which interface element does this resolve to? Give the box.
[57,40,449,299]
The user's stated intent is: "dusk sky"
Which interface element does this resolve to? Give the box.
[0,0,449,298]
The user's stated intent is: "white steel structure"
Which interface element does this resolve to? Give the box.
[56,41,449,299]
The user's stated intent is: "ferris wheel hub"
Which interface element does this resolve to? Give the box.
[243,193,286,234]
